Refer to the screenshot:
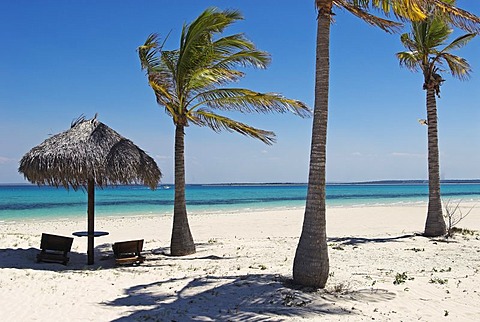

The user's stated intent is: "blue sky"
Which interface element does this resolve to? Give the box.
[1,0,479,184]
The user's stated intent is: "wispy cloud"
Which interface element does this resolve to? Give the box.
[0,156,14,164]
[351,152,378,158]
[391,152,425,158]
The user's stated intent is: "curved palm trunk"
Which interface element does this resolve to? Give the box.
[293,4,330,288]
[170,125,196,256]
[424,88,446,237]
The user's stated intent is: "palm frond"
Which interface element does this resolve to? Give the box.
[396,51,421,71]
[159,50,178,81]
[185,7,242,41]
[139,34,180,118]
[335,0,403,33]
[429,0,480,33]
[408,15,451,55]
[211,34,271,69]
[400,32,416,51]
[179,18,271,94]
[211,33,255,53]
[178,8,242,75]
[189,109,276,145]
[440,53,472,81]
[192,88,311,117]
[213,50,271,70]
[440,33,476,54]
[338,0,480,33]
[147,51,178,111]
[189,68,245,89]
[184,50,270,93]
[340,0,427,21]
[397,2,475,87]
[149,80,173,105]
[139,7,309,131]
[423,16,451,47]
[138,34,161,72]
[389,0,427,21]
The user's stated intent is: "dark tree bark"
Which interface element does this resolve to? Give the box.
[170,125,196,255]
[293,3,331,288]
[424,86,446,237]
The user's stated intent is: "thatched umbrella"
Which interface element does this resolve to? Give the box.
[19,115,161,264]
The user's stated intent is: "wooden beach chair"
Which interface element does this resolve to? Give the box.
[36,233,74,265]
[112,239,145,266]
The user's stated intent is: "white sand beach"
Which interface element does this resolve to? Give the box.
[1,203,480,321]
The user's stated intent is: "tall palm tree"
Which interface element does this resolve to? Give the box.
[293,0,480,288]
[139,8,311,256]
[397,2,476,237]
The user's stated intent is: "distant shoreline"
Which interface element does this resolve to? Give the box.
[2,179,480,187]
[203,179,480,186]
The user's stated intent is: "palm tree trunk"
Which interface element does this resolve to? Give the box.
[424,87,446,237]
[293,2,330,288]
[170,124,196,256]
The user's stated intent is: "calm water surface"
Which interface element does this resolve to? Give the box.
[1,183,479,222]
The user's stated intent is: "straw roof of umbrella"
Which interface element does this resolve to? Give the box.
[19,114,161,189]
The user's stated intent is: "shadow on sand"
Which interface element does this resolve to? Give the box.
[1,239,399,320]
[0,242,163,271]
[0,243,119,271]
[104,274,396,321]
[0,242,237,272]
[328,234,416,246]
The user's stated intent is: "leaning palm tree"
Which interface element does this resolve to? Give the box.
[293,0,480,288]
[138,8,310,256]
[397,2,476,237]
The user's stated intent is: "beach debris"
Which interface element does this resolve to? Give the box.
[393,272,414,285]
[443,199,476,238]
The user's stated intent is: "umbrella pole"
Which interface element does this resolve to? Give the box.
[87,178,95,265]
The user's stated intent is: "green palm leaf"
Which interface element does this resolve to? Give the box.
[189,109,276,145]
[139,7,310,141]
[191,88,311,117]
[397,6,475,85]
[440,33,476,54]
[188,68,245,90]
[213,50,270,70]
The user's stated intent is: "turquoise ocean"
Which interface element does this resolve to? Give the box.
[1,182,480,222]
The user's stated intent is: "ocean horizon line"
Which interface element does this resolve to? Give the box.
[2,181,479,221]
[2,179,480,187]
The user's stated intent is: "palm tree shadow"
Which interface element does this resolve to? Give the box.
[328,234,417,246]
[151,242,238,260]
[105,274,395,321]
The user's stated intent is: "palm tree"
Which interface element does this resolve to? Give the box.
[396,2,476,237]
[293,0,480,288]
[138,8,311,256]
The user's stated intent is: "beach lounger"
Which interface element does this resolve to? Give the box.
[36,233,74,265]
[112,239,145,265]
